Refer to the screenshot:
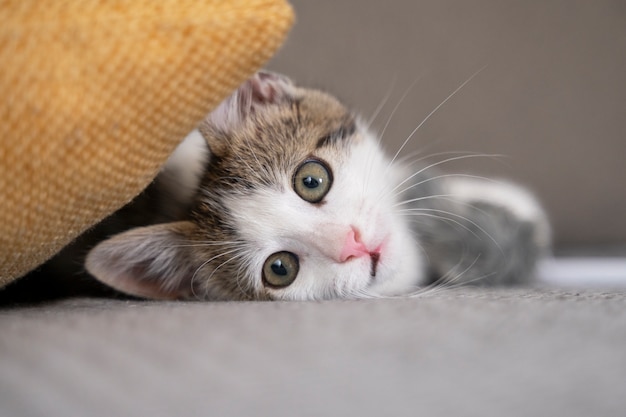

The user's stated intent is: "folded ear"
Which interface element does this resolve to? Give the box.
[199,71,296,155]
[85,221,200,300]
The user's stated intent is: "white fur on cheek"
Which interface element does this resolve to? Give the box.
[225,131,424,300]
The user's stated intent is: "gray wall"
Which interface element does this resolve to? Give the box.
[268,0,626,247]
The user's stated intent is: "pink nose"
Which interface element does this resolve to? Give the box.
[339,227,370,262]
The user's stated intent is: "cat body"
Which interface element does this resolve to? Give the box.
[11,71,548,302]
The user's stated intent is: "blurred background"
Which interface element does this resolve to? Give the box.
[268,0,626,251]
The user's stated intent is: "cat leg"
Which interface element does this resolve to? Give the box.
[416,177,550,286]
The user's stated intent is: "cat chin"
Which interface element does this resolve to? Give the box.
[369,273,419,297]
[367,233,424,297]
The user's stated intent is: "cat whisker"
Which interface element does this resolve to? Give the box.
[346,286,384,300]
[384,152,498,201]
[404,150,508,167]
[391,147,487,168]
[433,196,502,221]
[233,268,249,300]
[408,253,482,298]
[190,247,243,296]
[392,141,485,167]
[402,211,481,239]
[194,251,250,300]
[422,269,499,298]
[384,153,503,201]
[401,207,502,252]
[385,66,487,174]
[392,173,499,201]
[365,75,397,130]
[207,253,245,286]
[354,290,384,300]
[435,253,481,288]
[377,74,424,147]
[234,254,261,298]
[392,193,457,208]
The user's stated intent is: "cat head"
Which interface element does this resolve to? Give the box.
[86,71,423,300]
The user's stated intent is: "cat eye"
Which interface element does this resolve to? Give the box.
[293,159,333,203]
[263,251,300,288]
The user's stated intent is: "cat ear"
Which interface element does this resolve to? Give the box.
[200,71,295,154]
[208,71,295,129]
[85,221,199,300]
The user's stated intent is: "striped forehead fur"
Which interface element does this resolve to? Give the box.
[199,90,357,187]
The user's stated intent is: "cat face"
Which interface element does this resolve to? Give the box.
[85,72,423,300]
[219,125,422,301]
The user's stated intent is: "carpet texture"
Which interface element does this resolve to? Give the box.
[1,288,625,417]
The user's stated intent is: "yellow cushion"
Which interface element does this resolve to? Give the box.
[0,0,294,285]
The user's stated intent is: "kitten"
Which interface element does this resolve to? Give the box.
[82,71,550,301]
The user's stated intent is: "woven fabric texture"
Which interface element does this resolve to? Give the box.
[0,0,294,285]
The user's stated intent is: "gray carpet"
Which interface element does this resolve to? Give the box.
[2,288,625,417]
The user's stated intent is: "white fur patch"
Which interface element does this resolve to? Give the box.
[163,129,209,202]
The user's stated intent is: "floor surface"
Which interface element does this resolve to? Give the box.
[1,287,625,417]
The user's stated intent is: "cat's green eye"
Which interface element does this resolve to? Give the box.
[293,159,333,203]
[263,251,299,288]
